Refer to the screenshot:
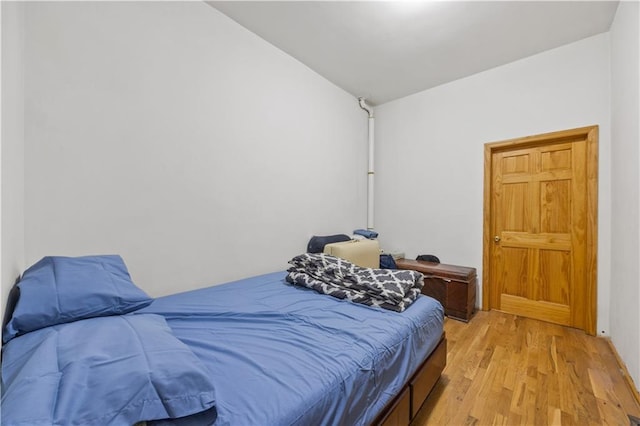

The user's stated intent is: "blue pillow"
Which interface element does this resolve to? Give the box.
[3,255,152,343]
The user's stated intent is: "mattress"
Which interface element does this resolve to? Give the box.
[139,271,444,425]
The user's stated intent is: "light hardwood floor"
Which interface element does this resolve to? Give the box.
[413,310,640,425]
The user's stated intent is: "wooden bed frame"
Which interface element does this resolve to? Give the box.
[373,334,447,426]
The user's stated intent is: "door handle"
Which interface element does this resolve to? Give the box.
[494,235,501,243]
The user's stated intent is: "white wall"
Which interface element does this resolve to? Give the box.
[1,1,26,320]
[610,0,640,390]
[23,2,366,297]
[375,34,612,335]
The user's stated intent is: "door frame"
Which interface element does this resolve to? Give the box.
[482,125,599,335]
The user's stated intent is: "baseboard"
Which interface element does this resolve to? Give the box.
[605,337,640,409]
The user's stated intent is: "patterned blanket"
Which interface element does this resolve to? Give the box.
[286,253,424,312]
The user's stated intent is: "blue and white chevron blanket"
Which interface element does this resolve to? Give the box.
[286,253,424,312]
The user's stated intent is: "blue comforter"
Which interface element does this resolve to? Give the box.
[140,271,444,426]
[1,314,217,426]
[2,271,444,426]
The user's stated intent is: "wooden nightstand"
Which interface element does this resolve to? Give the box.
[396,259,477,322]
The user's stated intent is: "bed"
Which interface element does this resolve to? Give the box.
[1,255,445,426]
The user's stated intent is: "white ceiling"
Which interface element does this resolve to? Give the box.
[208,1,619,106]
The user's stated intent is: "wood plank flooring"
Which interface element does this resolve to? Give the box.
[413,310,640,425]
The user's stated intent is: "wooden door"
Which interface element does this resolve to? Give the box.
[482,126,598,335]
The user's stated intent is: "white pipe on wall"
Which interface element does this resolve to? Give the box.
[358,97,375,230]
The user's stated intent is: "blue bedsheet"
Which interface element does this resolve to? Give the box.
[139,271,444,426]
[2,314,217,426]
